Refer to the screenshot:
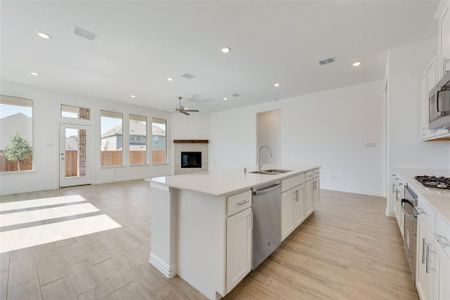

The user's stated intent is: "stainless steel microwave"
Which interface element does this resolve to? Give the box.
[429,71,450,130]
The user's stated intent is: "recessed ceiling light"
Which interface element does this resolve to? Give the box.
[37,32,51,39]
[221,47,231,53]
[130,95,136,98]
[167,77,174,81]
[30,72,39,76]
[352,61,362,67]
[223,97,229,101]
[273,83,280,87]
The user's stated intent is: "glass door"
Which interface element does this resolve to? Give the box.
[59,124,92,187]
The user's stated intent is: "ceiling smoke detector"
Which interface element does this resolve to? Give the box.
[319,56,336,66]
[73,26,98,41]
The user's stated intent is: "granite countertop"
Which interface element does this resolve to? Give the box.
[149,165,320,197]
[394,168,450,225]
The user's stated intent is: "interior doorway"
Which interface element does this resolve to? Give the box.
[256,109,282,165]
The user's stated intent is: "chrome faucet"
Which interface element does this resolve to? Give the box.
[257,145,273,171]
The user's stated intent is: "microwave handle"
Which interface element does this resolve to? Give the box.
[437,90,441,112]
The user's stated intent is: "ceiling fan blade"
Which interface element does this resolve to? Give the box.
[181,110,190,116]
[184,109,199,112]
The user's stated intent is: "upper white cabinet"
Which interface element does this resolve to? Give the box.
[438,1,450,78]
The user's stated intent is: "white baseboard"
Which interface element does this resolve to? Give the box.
[149,252,177,278]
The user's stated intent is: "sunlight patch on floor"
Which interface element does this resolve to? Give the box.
[0,203,99,228]
[0,214,121,253]
[0,195,86,212]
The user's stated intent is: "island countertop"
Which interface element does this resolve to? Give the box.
[150,165,320,197]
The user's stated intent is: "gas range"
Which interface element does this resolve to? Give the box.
[415,176,450,190]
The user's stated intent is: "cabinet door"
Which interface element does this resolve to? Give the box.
[437,245,450,300]
[305,180,314,217]
[226,207,252,293]
[293,185,306,227]
[417,217,437,300]
[281,189,294,240]
[313,178,320,209]
[440,4,450,75]
[419,73,429,138]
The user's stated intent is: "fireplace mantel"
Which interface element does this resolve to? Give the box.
[173,140,209,144]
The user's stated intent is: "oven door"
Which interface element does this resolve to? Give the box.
[401,199,417,282]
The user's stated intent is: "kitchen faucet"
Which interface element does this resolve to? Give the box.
[257,145,273,171]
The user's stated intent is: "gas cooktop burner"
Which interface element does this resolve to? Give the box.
[415,176,450,190]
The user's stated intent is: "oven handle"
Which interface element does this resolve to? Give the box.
[401,199,415,216]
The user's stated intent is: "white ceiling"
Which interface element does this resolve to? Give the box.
[0,1,439,112]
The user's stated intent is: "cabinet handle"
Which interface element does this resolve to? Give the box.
[425,243,431,274]
[444,56,449,74]
[237,200,249,206]
[421,238,426,264]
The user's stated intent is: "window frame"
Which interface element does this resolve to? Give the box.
[0,94,34,173]
[60,104,91,121]
[100,110,124,168]
[151,118,168,165]
[128,114,148,166]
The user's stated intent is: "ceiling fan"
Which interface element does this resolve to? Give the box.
[175,96,199,115]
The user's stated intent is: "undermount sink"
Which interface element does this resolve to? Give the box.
[250,169,292,175]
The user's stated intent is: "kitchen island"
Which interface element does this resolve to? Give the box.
[148,165,320,299]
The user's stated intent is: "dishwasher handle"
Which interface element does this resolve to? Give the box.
[253,184,281,196]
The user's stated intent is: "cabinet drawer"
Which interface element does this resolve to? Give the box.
[417,198,435,232]
[314,168,320,178]
[305,171,314,181]
[282,174,305,192]
[227,190,252,216]
[436,214,450,259]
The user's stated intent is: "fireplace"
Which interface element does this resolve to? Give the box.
[181,152,202,168]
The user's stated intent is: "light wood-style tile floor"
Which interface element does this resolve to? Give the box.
[0,181,418,300]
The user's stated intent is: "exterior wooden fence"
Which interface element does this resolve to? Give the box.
[65,150,78,177]
[0,153,32,172]
[101,150,166,166]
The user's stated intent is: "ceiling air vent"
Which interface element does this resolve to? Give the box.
[231,93,240,98]
[319,56,336,66]
[181,73,195,80]
[73,26,98,41]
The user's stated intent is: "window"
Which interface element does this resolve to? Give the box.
[61,104,90,120]
[152,118,167,164]
[129,114,147,165]
[0,95,33,172]
[100,111,123,166]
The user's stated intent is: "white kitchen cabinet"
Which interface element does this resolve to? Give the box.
[305,180,314,217]
[226,207,252,293]
[416,216,437,300]
[281,188,295,240]
[419,72,430,138]
[438,1,450,77]
[437,244,450,300]
[293,184,306,227]
[313,178,320,209]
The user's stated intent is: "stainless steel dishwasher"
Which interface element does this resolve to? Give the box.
[252,181,282,269]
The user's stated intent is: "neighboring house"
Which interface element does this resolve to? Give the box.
[101,120,166,151]
[0,113,32,150]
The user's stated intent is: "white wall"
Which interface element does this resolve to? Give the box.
[210,80,386,196]
[386,39,450,213]
[170,113,210,140]
[0,80,172,195]
[257,109,281,164]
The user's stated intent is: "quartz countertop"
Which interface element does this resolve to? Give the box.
[394,168,450,225]
[149,165,320,197]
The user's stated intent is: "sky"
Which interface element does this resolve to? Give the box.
[0,104,32,119]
